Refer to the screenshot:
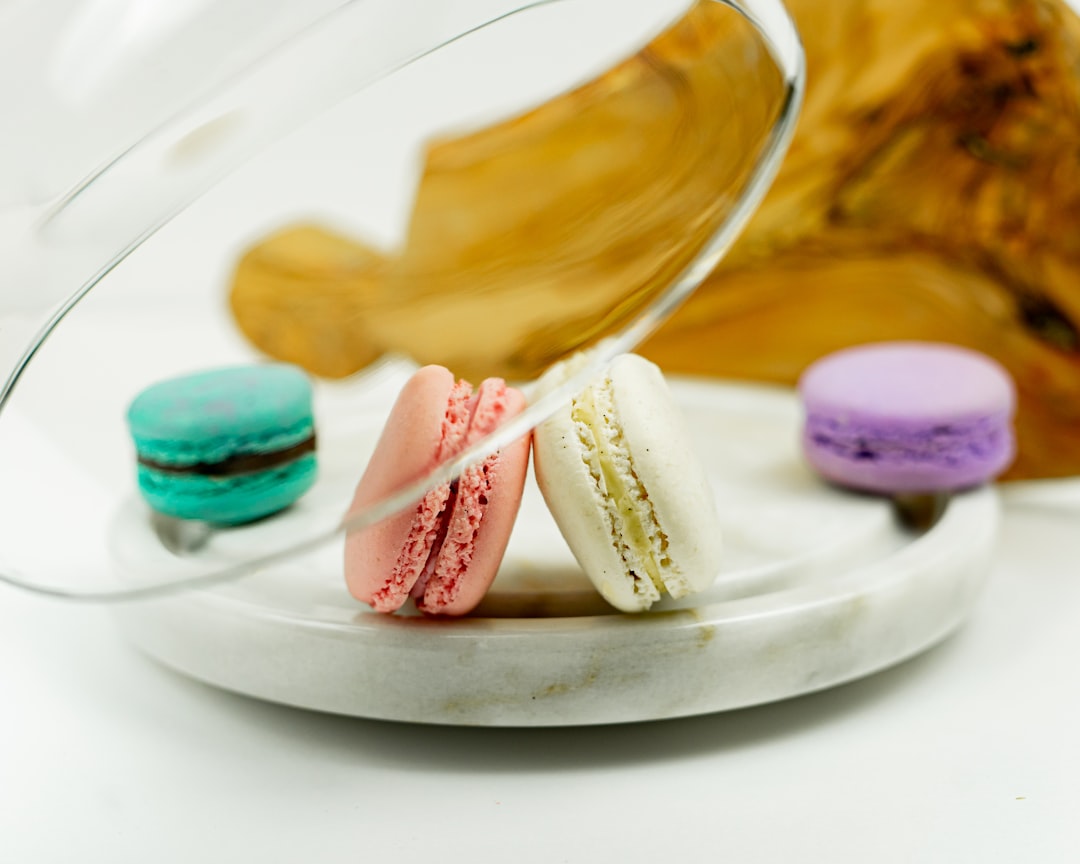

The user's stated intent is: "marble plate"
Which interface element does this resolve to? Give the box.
[111,380,1000,726]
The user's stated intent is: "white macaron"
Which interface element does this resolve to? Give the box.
[533,353,722,612]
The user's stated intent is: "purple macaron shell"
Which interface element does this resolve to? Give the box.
[798,342,1017,493]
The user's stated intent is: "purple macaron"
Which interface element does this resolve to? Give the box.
[798,342,1017,494]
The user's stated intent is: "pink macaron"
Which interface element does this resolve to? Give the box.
[344,366,530,616]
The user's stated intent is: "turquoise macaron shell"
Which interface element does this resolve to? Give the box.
[127,364,317,524]
[135,454,317,526]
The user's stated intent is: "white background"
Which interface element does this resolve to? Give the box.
[2,1,1080,861]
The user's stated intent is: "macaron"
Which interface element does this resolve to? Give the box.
[798,341,1016,493]
[127,364,317,524]
[533,353,723,613]
[344,366,530,616]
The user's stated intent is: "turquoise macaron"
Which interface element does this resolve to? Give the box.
[127,364,317,525]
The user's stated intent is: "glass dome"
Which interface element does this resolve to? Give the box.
[0,0,803,600]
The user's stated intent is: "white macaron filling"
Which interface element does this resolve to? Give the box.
[572,378,690,605]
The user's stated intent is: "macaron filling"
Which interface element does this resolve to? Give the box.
[136,434,316,476]
[570,378,680,606]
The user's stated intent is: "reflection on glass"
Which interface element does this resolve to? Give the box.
[230,0,788,382]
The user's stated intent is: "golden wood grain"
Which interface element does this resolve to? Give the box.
[230,0,1080,479]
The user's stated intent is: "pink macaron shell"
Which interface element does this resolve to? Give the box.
[344,366,472,612]
[418,380,530,617]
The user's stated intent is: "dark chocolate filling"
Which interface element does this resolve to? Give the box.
[138,435,316,477]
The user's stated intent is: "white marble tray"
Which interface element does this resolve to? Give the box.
[110,380,1000,726]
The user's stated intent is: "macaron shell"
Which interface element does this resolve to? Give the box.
[136,456,317,525]
[128,364,314,465]
[418,382,530,616]
[801,432,1014,493]
[799,342,1016,425]
[344,366,464,609]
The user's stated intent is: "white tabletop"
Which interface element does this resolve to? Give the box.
[2,491,1077,863]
